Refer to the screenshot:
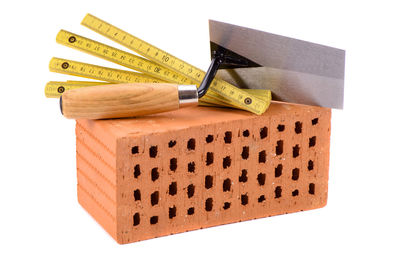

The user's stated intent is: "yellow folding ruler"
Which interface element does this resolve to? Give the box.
[46,80,270,109]
[46,14,271,115]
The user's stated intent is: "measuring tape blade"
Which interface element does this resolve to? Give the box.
[81,14,268,114]
[45,81,108,98]
[49,57,165,84]
[57,30,192,85]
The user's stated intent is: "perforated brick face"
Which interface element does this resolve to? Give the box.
[76,103,331,244]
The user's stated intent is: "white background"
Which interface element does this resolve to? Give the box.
[1,0,399,266]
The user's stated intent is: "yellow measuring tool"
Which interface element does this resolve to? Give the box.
[45,81,108,98]
[80,14,268,114]
[56,30,191,85]
[49,57,164,84]
[46,14,271,118]
[46,58,262,106]
[45,80,270,110]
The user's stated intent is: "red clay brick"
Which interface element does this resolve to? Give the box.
[76,103,331,244]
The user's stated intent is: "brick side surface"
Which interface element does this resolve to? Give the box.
[76,103,331,244]
[76,122,118,240]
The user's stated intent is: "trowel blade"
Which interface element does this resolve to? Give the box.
[209,20,345,109]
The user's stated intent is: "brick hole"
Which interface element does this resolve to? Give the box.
[223,178,231,192]
[205,198,213,211]
[169,206,176,219]
[275,164,283,177]
[188,162,195,173]
[275,186,282,198]
[243,129,250,137]
[224,131,232,143]
[259,150,266,163]
[295,121,302,134]
[170,158,177,171]
[187,184,195,198]
[260,127,268,139]
[150,216,158,225]
[151,191,159,206]
[309,183,315,195]
[206,152,214,165]
[168,140,176,148]
[239,169,248,183]
[205,175,213,189]
[223,156,231,169]
[257,173,266,186]
[133,212,140,226]
[241,146,249,160]
[169,182,177,196]
[292,189,299,197]
[187,138,196,150]
[241,194,249,205]
[292,168,300,181]
[149,145,157,158]
[188,162,196,172]
[309,136,316,147]
[277,124,285,132]
[223,202,231,210]
[134,164,141,178]
[206,134,214,143]
[258,195,266,203]
[151,168,159,181]
[187,207,195,215]
[308,160,314,171]
[276,140,283,155]
[293,144,300,158]
[133,189,141,201]
[131,146,139,154]
[312,118,319,125]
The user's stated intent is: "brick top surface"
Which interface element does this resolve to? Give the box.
[77,102,329,138]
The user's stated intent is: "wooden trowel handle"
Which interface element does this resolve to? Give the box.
[60,83,198,119]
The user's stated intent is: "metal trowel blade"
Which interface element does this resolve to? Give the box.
[209,20,345,109]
